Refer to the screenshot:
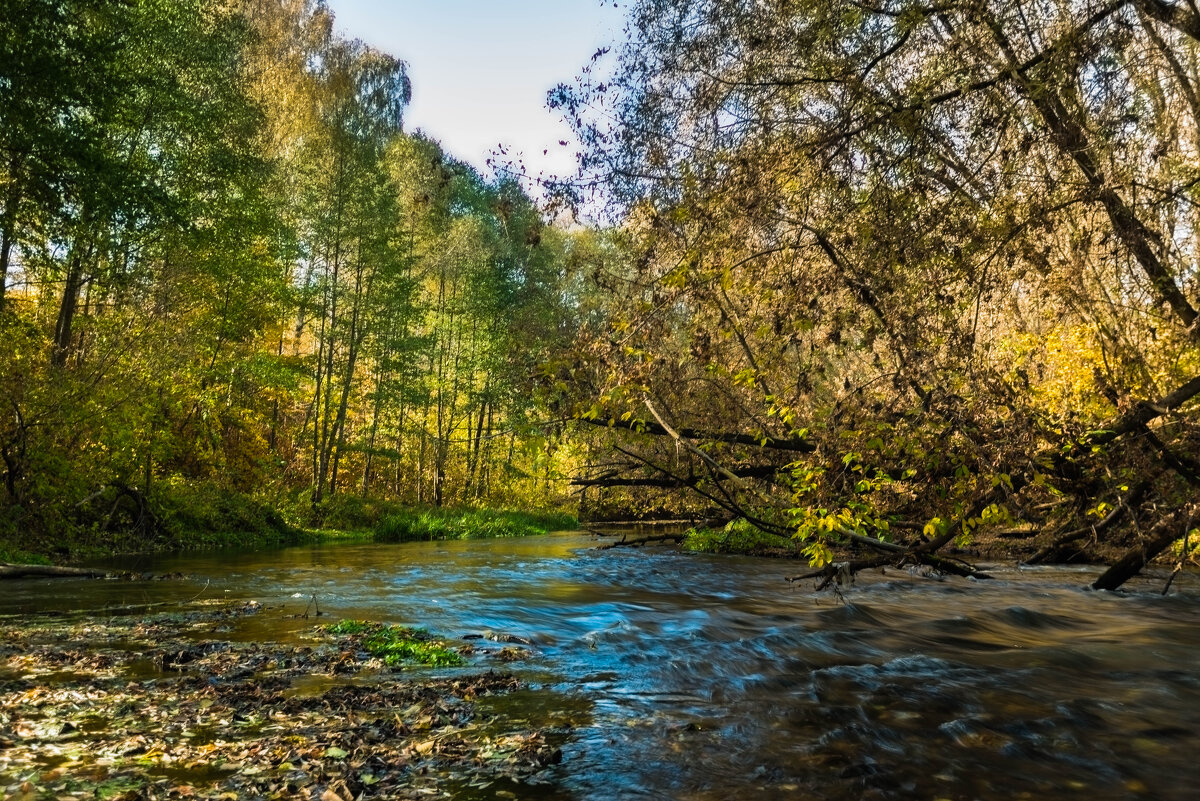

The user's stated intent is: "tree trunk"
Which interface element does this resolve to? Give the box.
[52,245,91,367]
[1092,502,1198,591]
[362,359,385,497]
[983,10,1200,340]
[0,225,13,307]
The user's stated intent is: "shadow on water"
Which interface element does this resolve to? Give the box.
[3,533,1199,800]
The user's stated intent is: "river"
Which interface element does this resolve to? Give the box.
[3,532,1198,800]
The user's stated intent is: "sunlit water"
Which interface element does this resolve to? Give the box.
[3,533,1198,800]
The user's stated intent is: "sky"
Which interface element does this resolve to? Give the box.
[327,0,625,187]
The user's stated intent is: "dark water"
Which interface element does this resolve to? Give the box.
[3,533,1199,800]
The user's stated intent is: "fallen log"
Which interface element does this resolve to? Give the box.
[571,464,782,488]
[786,556,893,583]
[785,551,992,584]
[0,563,131,580]
[585,518,716,528]
[1092,501,1198,591]
[595,533,686,549]
[1087,374,1200,447]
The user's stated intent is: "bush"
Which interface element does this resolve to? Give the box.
[0,542,51,565]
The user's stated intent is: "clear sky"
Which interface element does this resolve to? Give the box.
[327,0,624,187]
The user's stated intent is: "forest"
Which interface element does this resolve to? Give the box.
[1,0,1198,591]
[0,0,608,559]
[3,2,1199,800]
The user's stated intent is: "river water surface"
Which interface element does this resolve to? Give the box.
[3,533,1199,800]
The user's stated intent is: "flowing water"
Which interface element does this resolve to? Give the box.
[3,533,1199,800]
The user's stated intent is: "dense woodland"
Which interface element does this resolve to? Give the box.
[1,0,1198,587]
[0,0,600,555]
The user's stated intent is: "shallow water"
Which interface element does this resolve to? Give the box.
[3,534,1198,800]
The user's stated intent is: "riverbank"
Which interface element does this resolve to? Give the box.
[0,483,577,565]
[674,517,1183,568]
[0,602,567,800]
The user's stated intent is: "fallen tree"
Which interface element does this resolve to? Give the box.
[1092,502,1199,591]
[573,373,1200,592]
[0,563,132,580]
[595,532,687,549]
[556,0,1200,598]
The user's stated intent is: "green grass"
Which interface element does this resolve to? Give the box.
[681,519,796,555]
[324,619,374,635]
[156,481,306,551]
[374,507,577,543]
[0,479,577,562]
[0,542,52,565]
[325,620,466,667]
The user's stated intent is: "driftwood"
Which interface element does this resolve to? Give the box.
[0,563,132,579]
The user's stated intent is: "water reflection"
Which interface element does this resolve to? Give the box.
[2,534,1198,800]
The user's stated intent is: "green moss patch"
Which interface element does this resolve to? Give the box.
[324,620,467,668]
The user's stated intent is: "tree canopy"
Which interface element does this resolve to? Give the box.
[551,0,1200,585]
[1,0,1196,589]
[0,0,587,555]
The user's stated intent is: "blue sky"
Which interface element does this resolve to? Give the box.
[327,0,624,185]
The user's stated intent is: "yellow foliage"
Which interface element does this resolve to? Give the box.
[1000,325,1113,424]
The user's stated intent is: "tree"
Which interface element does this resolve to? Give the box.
[553,0,1200,586]
[295,37,411,505]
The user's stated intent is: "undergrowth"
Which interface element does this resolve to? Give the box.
[374,507,577,543]
[682,519,796,555]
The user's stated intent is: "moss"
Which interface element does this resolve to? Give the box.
[325,620,466,667]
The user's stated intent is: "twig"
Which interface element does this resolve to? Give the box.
[1162,528,1191,595]
[185,579,210,604]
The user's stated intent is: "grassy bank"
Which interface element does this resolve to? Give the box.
[0,482,309,563]
[375,507,578,543]
[0,482,577,563]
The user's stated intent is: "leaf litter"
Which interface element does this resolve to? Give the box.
[0,602,570,800]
